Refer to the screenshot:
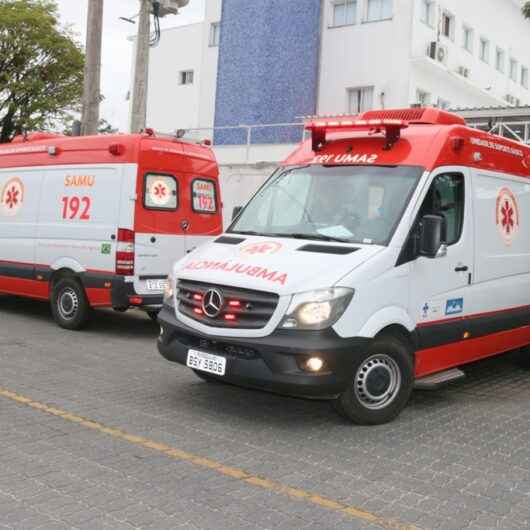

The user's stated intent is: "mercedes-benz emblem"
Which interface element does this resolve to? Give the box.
[202,289,223,318]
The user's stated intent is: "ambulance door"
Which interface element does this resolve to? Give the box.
[36,166,123,275]
[134,171,186,294]
[0,170,43,296]
[409,168,474,366]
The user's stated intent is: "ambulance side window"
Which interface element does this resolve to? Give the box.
[144,174,178,211]
[192,179,217,214]
[419,173,465,245]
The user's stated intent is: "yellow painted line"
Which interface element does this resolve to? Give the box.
[0,387,423,530]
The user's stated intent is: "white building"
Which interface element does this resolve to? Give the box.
[140,0,530,224]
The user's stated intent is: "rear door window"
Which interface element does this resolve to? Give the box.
[192,179,217,213]
[144,174,178,210]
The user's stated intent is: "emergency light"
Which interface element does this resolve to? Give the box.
[306,118,409,152]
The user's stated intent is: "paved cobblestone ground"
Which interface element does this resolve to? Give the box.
[1,296,530,530]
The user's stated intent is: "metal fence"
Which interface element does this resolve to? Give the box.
[173,115,530,152]
[467,120,530,145]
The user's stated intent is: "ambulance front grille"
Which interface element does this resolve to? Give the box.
[177,280,279,329]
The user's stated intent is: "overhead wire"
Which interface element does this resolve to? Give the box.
[150,1,161,47]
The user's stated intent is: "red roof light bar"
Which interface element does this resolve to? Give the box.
[305,118,409,152]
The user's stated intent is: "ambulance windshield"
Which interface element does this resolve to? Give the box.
[229,165,423,245]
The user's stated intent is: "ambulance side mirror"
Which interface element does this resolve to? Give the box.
[418,215,446,259]
[232,206,243,221]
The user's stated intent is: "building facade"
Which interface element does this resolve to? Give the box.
[141,0,530,224]
[145,0,530,136]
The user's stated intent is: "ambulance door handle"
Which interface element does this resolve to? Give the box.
[455,265,468,272]
[150,237,156,243]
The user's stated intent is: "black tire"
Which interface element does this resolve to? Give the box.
[147,310,160,322]
[333,334,414,425]
[193,369,222,384]
[515,346,530,369]
[50,277,92,330]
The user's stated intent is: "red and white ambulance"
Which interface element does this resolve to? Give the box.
[158,107,530,425]
[0,131,222,329]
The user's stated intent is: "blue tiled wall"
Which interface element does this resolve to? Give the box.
[214,0,321,145]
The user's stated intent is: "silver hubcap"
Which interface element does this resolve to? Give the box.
[58,288,79,321]
[354,354,401,410]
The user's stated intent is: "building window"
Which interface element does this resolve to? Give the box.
[496,48,505,73]
[437,97,450,110]
[209,22,220,47]
[462,25,474,53]
[348,87,374,114]
[509,58,518,82]
[522,67,529,89]
[479,37,490,63]
[179,70,194,85]
[366,0,392,22]
[416,89,431,107]
[331,0,357,26]
[441,11,455,40]
[420,0,435,26]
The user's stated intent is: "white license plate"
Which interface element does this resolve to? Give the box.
[186,350,226,376]
[146,279,167,291]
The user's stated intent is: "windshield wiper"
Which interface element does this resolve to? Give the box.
[280,233,354,244]
[228,230,270,237]
[229,230,355,244]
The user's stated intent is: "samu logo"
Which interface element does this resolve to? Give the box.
[1,177,25,216]
[240,241,283,256]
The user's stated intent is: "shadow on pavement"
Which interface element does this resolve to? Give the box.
[0,295,159,338]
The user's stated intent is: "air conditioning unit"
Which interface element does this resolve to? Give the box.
[154,0,190,17]
[428,41,448,65]
[457,66,470,78]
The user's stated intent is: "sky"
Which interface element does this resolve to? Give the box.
[55,0,206,132]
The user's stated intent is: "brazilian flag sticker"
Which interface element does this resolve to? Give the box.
[101,243,111,255]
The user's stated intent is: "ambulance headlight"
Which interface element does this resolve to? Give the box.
[163,274,175,307]
[280,288,354,330]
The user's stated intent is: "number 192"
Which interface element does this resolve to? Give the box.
[61,196,91,220]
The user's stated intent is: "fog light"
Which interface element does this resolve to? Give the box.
[305,357,324,373]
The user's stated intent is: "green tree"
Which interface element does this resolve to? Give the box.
[0,0,84,143]
[524,2,530,19]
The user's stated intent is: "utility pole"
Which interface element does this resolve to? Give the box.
[81,0,104,136]
[130,0,151,133]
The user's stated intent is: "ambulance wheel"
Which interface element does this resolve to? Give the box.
[333,335,414,425]
[515,346,530,369]
[147,311,159,322]
[51,278,92,330]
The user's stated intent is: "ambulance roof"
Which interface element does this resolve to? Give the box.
[0,131,217,170]
[284,107,530,179]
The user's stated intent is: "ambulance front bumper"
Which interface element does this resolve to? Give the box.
[157,306,370,399]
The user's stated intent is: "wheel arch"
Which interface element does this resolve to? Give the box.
[357,306,415,339]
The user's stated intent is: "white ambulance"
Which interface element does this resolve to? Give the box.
[158,108,530,425]
[0,131,222,329]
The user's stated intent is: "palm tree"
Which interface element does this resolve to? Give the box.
[524,2,530,19]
